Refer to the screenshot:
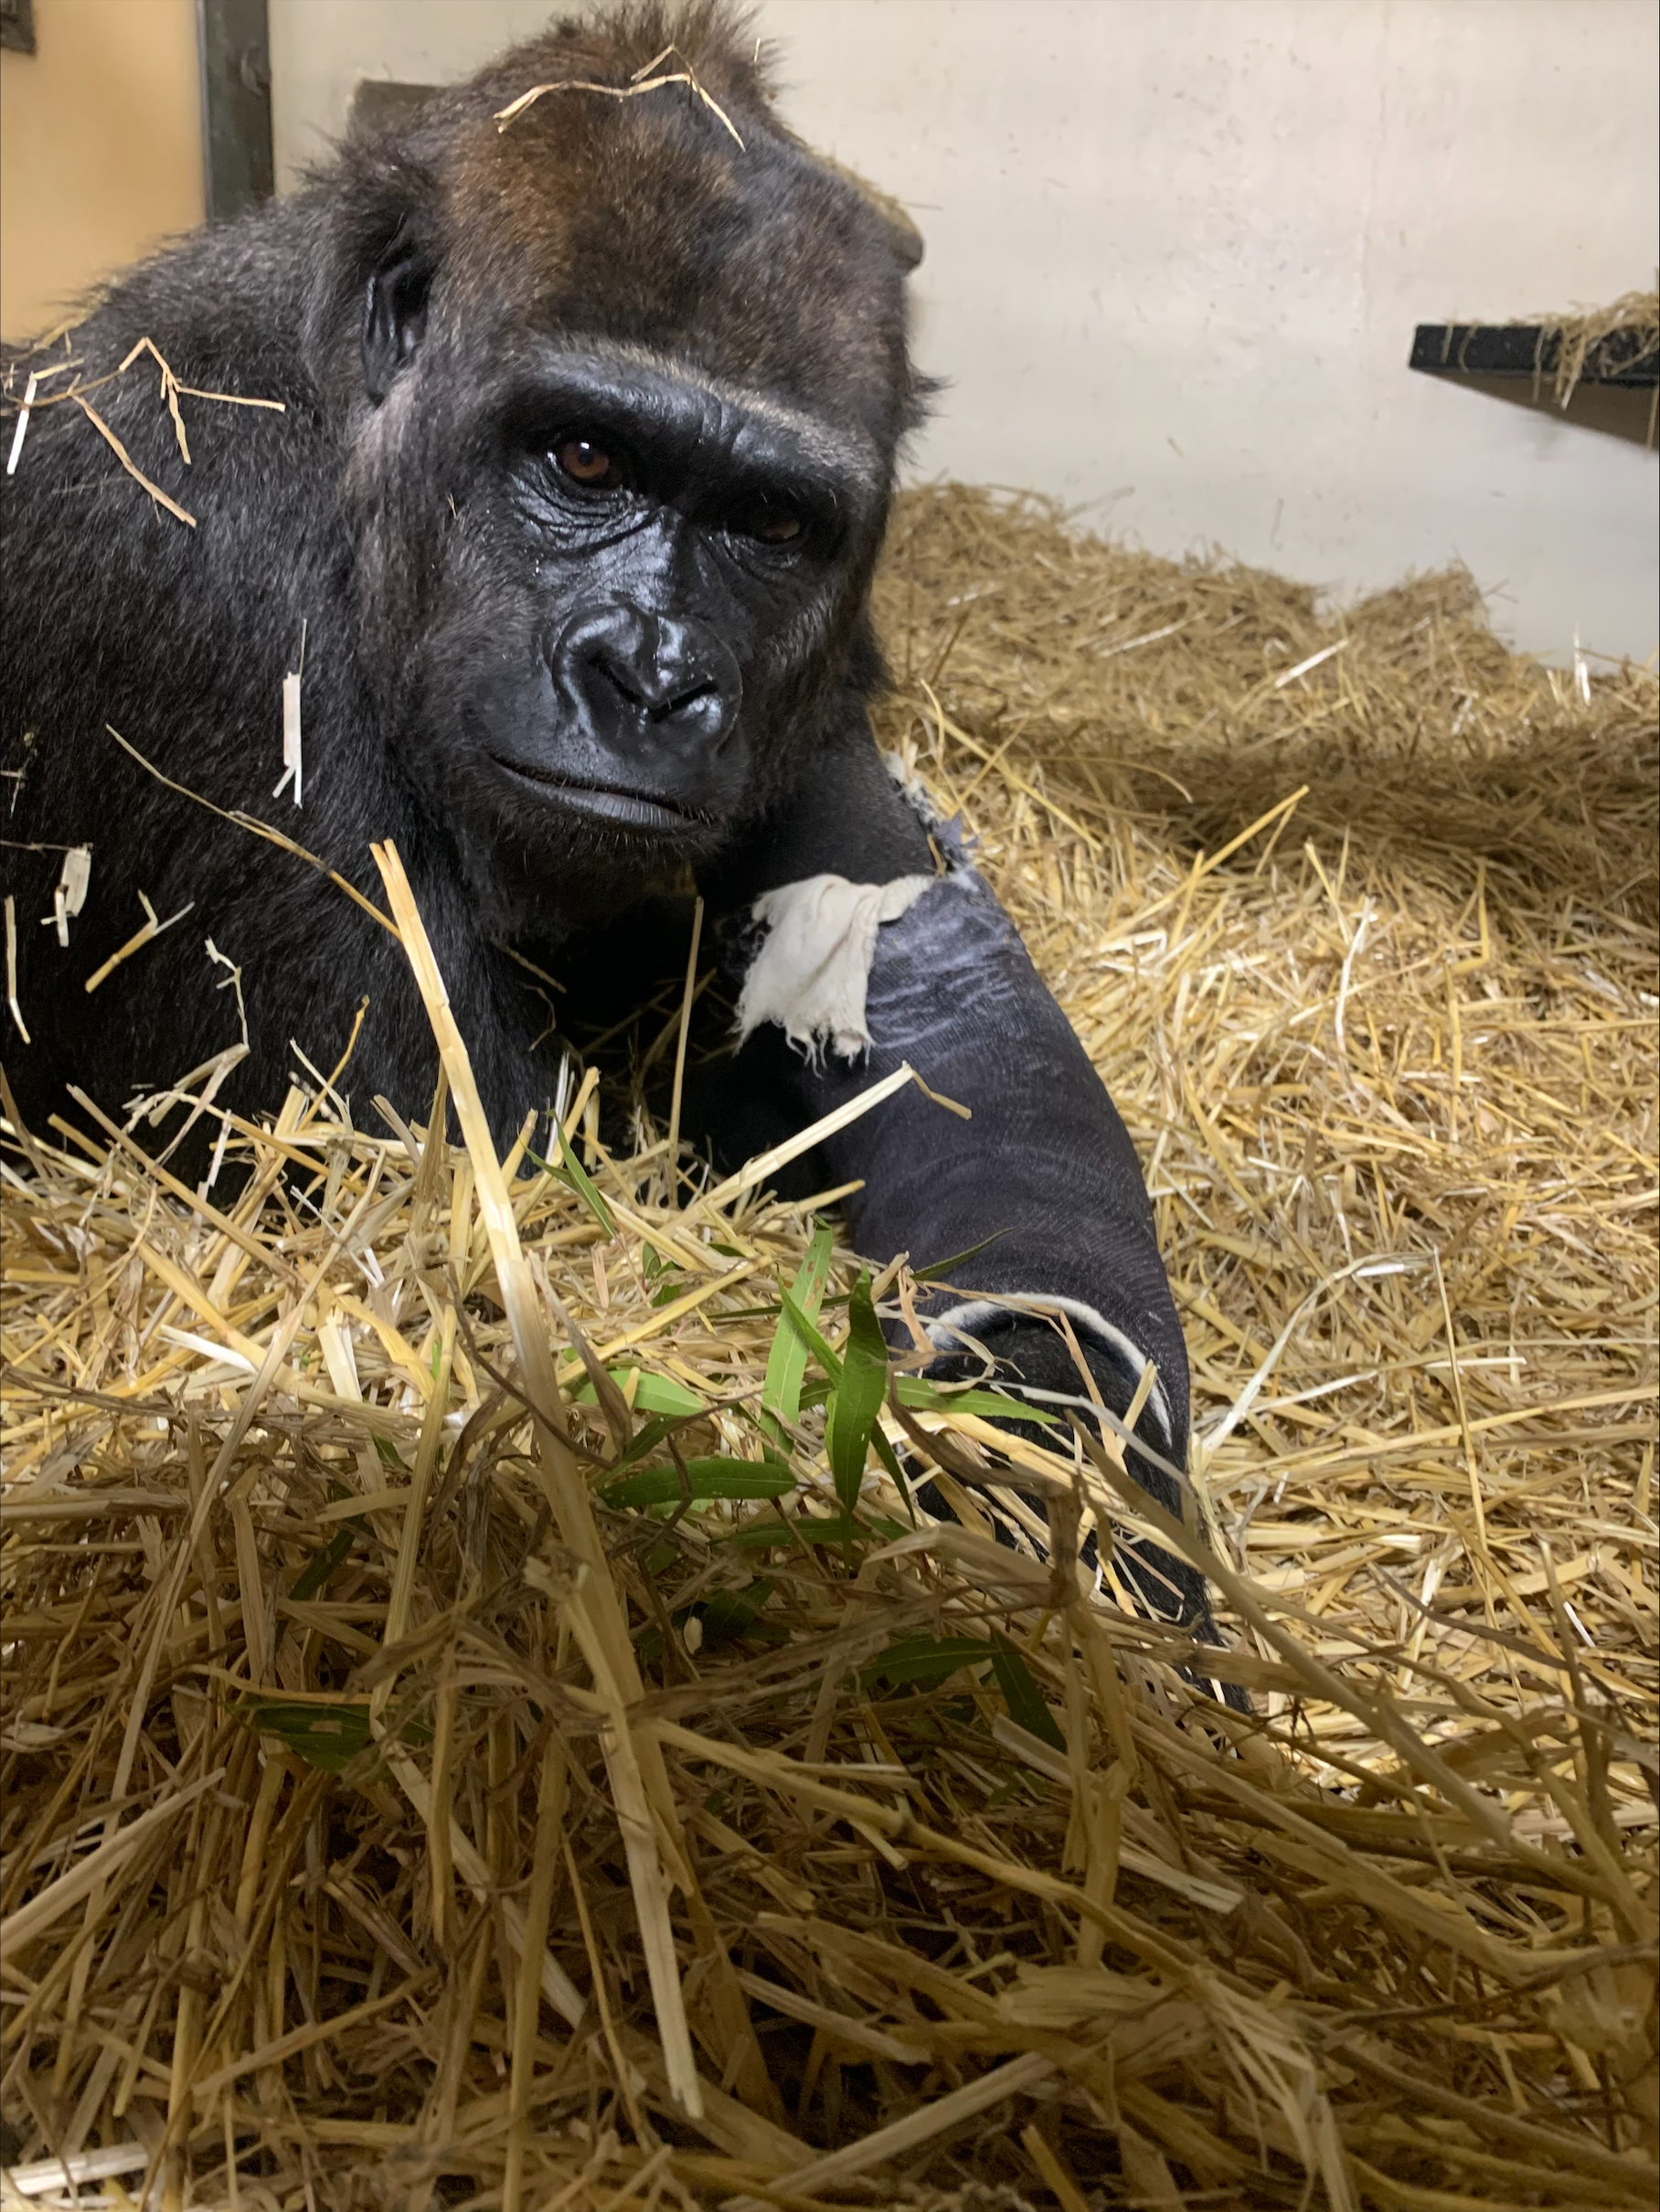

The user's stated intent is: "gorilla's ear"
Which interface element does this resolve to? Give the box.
[846,169,924,273]
[780,132,925,273]
[362,236,434,402]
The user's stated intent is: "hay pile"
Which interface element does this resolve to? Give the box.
[1,485,1655,2210]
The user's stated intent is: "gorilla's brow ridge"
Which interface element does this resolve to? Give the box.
[536,336,885,489]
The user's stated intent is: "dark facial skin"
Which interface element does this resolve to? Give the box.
[390,340,883,931]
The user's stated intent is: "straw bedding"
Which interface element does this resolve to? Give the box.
[1519,287,1658,409]
[1,484,1655,2210]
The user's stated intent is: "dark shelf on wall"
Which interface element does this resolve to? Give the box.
[1410,321,1658,447]
[1410,323,1659,387]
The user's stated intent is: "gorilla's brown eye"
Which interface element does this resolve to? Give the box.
[555,438,623,489]
[748,508,803,544]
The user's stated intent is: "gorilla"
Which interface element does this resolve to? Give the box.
[1,3,1223,1650]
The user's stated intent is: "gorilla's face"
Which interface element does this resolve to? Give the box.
[343,95,915,939]
[418,343,884,911]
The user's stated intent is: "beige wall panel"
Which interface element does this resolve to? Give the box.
[0,0,204,340]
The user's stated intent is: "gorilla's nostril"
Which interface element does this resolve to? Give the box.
[585,645,648,709]
[649,674,718,725]
[553,600,743,750]
[586,651,715,727]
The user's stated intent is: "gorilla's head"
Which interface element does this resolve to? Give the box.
[321,4,927,937]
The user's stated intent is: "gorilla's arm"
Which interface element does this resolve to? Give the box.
[699,721,1209,1628]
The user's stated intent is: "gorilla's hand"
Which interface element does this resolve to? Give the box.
[914,1313,1248,1709]
[700,720,1240,1691]
[919,1312,1204,1616]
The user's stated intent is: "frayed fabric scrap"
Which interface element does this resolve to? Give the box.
[736,870,938,1061]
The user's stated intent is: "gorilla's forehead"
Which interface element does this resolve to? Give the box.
[444,95,910,447]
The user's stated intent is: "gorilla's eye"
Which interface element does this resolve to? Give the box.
[742,505,804,545]
[554,437,625,490]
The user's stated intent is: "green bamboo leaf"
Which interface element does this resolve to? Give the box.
[697,1578,775,1642]
[241,1700,371,1774]
[290,1524,356,1602]
[726,1508,905,1549]
[867,1415,914,1521]
[602,1411,678,1474]
[893,1376,1059,1426]
[760,1224,833,1441]
[290,1482,362,1601]
[573,1367,705,1419]
[911,1229,1010,1281]
[528,1125,616,1236]
[601,1458,796,1511]
[640,1576,781,1670]
[630,1372,706,1416]
[826,1270,889,1515]
[992,1633,1067,1750]
[862,1634,1000,1691]
[779,1289,844,1381]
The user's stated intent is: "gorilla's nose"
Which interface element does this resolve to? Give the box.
[554,601,741,751]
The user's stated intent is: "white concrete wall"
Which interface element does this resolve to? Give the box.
[270,0,1660,664]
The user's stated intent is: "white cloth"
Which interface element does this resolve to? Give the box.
[735,870,935,1062]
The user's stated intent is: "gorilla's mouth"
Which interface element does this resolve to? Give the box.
[490,754,717,834]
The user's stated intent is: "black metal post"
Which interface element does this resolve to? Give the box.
[197,0,273,222]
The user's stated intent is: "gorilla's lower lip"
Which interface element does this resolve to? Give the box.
[490,755,715,832]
